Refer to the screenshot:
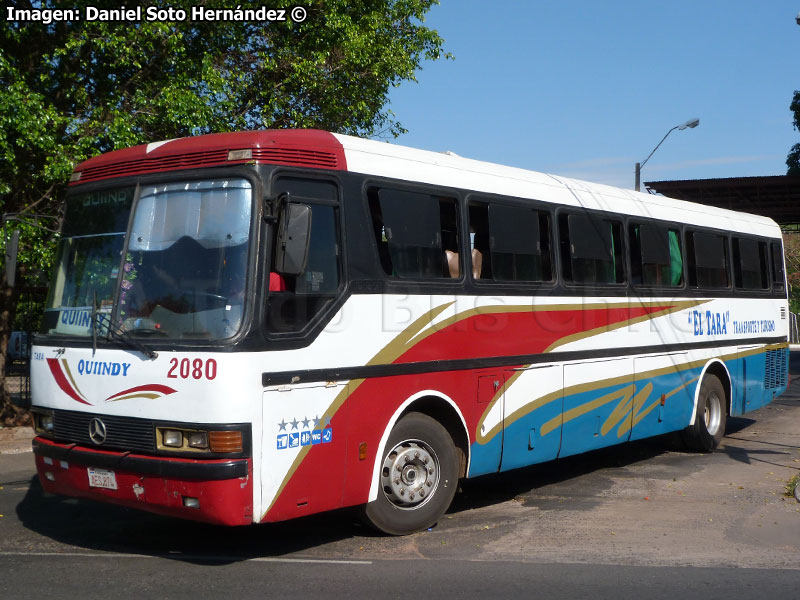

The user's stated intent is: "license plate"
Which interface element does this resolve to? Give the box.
[87,467,118,490]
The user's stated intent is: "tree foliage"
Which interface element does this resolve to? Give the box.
[784,232,800,315]
[788,90,800,175]
[0,0,449,424]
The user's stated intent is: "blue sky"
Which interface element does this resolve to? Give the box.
[388,1,800,189]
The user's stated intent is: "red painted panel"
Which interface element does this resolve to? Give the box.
[264,304,678,520]
[71,129,346,185]
[34,439,253,526]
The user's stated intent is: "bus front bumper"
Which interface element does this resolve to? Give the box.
[33,437,253,526]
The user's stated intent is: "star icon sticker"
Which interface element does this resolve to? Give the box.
[322,416,331,428]
[312,415,321,428]
[290,418,299,430]
[301,416,310,428]
[278,419,287,431]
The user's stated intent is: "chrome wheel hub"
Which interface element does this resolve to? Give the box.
[705,392,722,435]
[381,439,439,510]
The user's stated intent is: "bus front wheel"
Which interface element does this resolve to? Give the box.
[682,373,726,452]
[364,412,459,535]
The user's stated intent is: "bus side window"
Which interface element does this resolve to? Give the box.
[687,231,729,289]
[733,237,769,290]
[629,223,683,287]
[771,241,785,291]
[367,188,459,279]
[560,213,624,285]
[468,200,552,282]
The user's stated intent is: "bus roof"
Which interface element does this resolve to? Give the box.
[333,133,781,238]
[71,129,780,238]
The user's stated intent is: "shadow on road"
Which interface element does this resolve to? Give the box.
[16,435,700,561]
[16,475,373,564]
[453,434,707,513]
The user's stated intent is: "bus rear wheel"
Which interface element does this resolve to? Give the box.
[682,373,726,452]
[364,412,458,535]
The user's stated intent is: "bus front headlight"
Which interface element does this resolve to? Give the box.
[187,431,208,449]
[162,429,183,447]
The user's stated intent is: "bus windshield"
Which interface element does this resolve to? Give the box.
[42,179,253,341]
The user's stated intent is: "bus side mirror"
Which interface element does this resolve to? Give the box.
[275,203,312,276]
[3,229,20,288]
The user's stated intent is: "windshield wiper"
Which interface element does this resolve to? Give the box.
[94,312,158,360]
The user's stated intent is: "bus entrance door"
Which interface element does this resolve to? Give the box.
[260,381,348,522]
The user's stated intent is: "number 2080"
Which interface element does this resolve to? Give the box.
[167,358,217,380]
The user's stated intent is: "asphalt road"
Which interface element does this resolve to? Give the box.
[2,356,800,598]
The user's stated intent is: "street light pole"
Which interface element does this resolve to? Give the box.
[635,118,700,191]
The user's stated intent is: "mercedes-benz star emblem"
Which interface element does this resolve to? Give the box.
[89,418,107,445]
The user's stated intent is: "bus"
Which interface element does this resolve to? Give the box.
[29,130,789,535]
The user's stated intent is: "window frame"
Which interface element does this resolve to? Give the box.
[732,235,770,292]
[467,195,555,288]
[685,228,732,291]
[770,240,786,292]
[556,207,627,289]
[263,171,347,338]
[627,219,686,291]
[364,181,464,283]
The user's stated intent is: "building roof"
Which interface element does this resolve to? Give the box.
[645,175,800,226]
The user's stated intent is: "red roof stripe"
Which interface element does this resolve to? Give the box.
[72,130,346,185]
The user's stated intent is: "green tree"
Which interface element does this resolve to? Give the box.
[784,232,800,315]
[788,90,800,175]
[0,0,449,424]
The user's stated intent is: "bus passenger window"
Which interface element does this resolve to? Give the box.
[368,188,459,279]
[560,213,624,285]
[687,231,729,288]
[771,242,785,290]
[629,223,683,287]
[733,237,769,290]
[468,201,552,282]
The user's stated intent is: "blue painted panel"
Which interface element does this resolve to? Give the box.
[630,358,701,442]
[558,380,634,458]
[499,365,562,472]
[465,348,789,479]
[468,435,503,477]
[500,394,563,471]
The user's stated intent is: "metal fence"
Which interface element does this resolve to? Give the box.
[5,348,31,410]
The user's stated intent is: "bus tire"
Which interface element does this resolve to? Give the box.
[364,412,459,535]
[682,374,726,452]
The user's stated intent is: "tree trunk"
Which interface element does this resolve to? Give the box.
[0,281,30,426]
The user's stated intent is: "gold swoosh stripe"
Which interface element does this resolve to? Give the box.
[105,393,162,402]
[477,342,787,444]
[542,300,710,353]
[60,359,88,403]
[262,301,456,518]
[475,299,709,442]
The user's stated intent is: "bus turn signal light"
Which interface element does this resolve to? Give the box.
[209,431,243,453]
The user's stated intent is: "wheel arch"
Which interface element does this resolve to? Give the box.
[690,359,733,425]
[367,390,470,503]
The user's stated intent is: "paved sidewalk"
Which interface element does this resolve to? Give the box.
[0,426,34,454]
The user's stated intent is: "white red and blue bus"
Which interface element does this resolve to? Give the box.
[30,130,789,534]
